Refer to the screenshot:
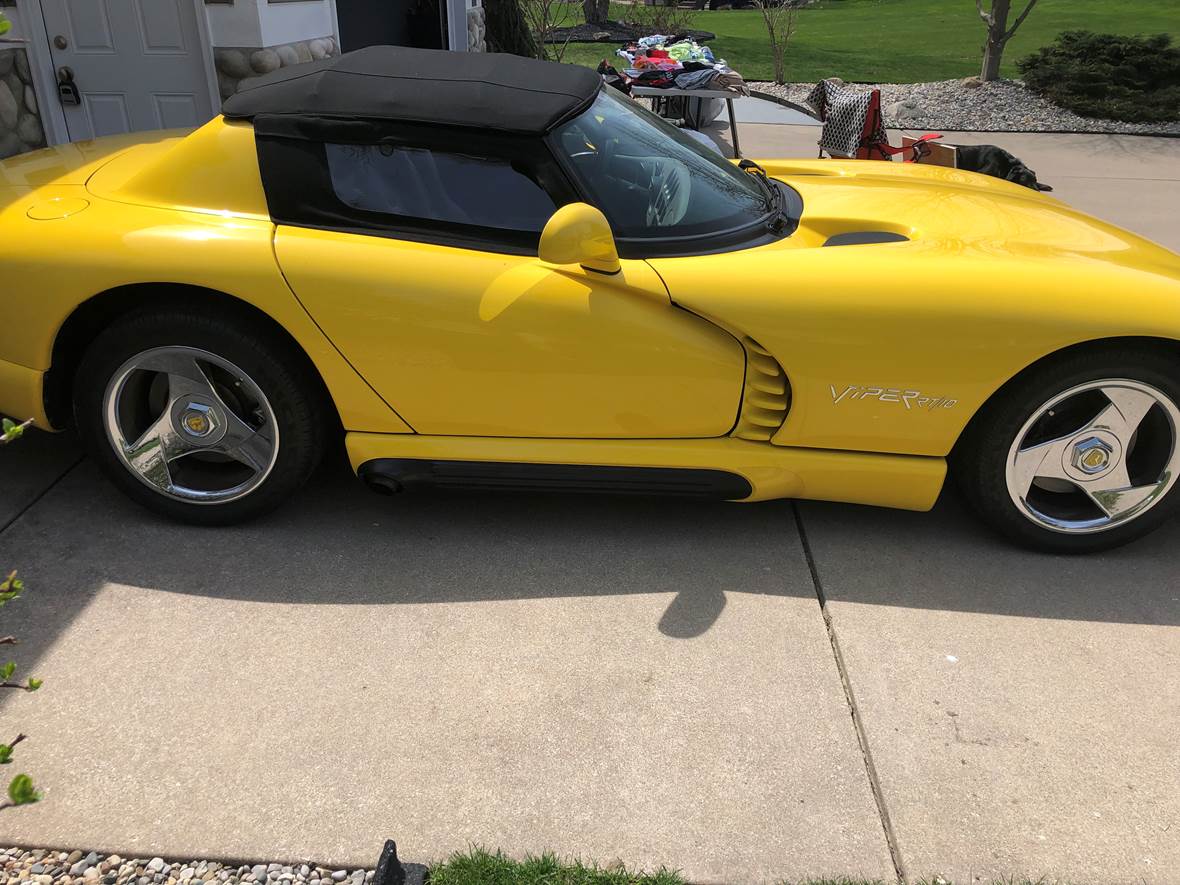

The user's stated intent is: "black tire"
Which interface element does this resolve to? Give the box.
[74,307,327,525]
[953,345,1180,554]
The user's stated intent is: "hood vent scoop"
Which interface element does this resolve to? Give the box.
[823,231,909,247]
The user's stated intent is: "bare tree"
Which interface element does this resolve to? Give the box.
[976,0,1039,81]
[484,0,539,57]
[753,0,804,86]
[624,1,700,43]
[521,0,576,61]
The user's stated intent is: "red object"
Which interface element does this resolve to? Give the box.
[853,90,941,161]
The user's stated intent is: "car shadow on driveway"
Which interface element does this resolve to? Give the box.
[0,442,799,675]
[1,434,1178,692]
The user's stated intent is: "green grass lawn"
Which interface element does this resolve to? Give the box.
[560,0,1180,83]
[426,849,683,885]
[426,848,1083,885]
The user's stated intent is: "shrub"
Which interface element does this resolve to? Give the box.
[623,2,700,42]
[1017,30,1180,124]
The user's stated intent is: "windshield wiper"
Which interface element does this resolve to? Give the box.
[739,158,786,232]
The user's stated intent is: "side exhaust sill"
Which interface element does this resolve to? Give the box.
[358,458,754,500]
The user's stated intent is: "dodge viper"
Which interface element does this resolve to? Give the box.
[2,47,1179,553]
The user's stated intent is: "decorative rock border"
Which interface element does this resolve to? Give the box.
[213,36,340,101]
[751,78,1180,136]
[0,847,428,885]
[467,5,486,52]
[0,46,47,160]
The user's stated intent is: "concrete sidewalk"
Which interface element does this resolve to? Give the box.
[2,122,1180,883]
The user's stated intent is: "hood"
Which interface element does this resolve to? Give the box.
[764,159,1180,274]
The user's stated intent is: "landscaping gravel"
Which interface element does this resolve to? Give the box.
[750,78,1180,135]
[0,848,381,885]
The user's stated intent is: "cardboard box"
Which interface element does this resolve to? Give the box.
[903,136,957,167]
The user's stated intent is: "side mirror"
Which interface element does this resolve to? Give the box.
[538,203,621,275]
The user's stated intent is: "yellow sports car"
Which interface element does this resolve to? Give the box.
[2,47,1179,553]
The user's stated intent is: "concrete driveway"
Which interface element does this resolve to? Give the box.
[2,123,1179,883]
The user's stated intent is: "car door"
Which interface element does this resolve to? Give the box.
[269,129,745,439]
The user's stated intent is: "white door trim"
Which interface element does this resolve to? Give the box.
[191,0,223,117]
[21,0,69,147]
[446,0,467,52]
[326,0,341,50]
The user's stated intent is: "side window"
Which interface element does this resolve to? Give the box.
[325,144,557,236]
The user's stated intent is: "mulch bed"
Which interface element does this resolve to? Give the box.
[544,21,716,44]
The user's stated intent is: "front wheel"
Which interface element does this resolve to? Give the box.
[74,308,327,525]
[954,348,1180,553]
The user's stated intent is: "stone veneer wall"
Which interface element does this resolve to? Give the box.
[0,47,46,160]
[213,36,340,101]
[467,6,486,52]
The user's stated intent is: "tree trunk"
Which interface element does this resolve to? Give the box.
[768,34,784,85]
[484,0,538,57]
[583,0,610,25]
[979,0,1010,81]
[980,37,1005,80]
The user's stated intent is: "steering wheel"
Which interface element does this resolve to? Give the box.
[644,158,691,228]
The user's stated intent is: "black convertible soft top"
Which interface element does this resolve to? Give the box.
[221,45,602,135]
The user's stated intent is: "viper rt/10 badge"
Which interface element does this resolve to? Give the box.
[830,384,957,410]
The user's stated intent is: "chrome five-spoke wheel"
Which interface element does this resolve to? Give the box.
[1005,379,1180,535]
[77,307,323,524]
[103,346,280,504]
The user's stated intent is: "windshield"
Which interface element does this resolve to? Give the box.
[550,89,772,241]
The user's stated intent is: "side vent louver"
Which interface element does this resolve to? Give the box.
[733,338,790,441]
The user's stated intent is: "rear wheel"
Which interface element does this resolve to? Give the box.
[74,309,326,525]
[954,348,1180,553]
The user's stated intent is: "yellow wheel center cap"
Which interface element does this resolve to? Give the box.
[184,412,210,435]
[1069,434,1118,477]
[179,404,218,439]
[172,399,226,445]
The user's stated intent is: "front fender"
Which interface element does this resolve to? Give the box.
[651,184,1180,457]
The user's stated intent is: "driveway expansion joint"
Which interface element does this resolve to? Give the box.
[792,502,908,884]
[0,455,84,537]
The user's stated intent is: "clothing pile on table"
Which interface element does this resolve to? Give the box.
[597,34,749,95]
